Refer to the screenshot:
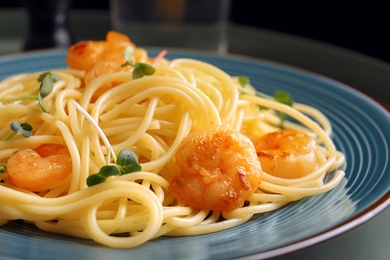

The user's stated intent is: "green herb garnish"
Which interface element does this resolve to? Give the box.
[237,76,294,126]
[121,45,134,67]
[0,71,59,113]
[115,149,142,174]
[71,100,142,187]
[2,120,33,141]
[132,63,156,79]
[121,46,156,79]
[37,72,59,112]
[238,75,250,87]
[86,149,142,186]
[274,91,293,106]
[274,91,294,125]
[10,120,33,138]
[0,162,6,174]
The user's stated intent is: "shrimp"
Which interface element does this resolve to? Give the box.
[66,40,106,71]
[169,125,262,212]
[84,61,133,102]
[6,144,72,192]
[66,31,137,101]
[253,128,318,179]
[66,31,136,71]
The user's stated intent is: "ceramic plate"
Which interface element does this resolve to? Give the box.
[0,50,389,260]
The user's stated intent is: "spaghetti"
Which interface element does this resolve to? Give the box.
[0,32,345,248]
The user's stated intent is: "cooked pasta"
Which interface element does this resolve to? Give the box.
[0,32,345,248]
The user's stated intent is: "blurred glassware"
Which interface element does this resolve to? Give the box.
[110,0,230,54]
[22,0,74,50]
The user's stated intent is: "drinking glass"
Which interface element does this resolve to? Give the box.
[110,0,230,54]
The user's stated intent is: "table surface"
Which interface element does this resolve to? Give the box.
[0,8,389,260]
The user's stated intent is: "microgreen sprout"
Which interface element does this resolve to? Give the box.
[86,149,142,187]
[1,120,33,141]
[121,46,156,79]
[237,75,294,126]
[10,120,33,138]
[0,71,59,113]
[121,45,134,67]
[37,72,59,112]
[71,100,142,187]
[273,91,293,125]
[71,100,114,163]
[237,75,267,99]
[132,63,156,79]
[0,162,6,174]
[238,75,250,87]
[274,91,293,106]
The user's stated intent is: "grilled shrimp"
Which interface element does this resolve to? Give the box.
[66,31,135,72]
[6,144,72,192]
[254,128,318,179]
[84,61,133,102]
[169,125,262,212]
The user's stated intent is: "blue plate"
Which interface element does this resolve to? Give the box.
[0,50,389,260]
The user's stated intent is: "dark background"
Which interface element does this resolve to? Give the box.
[1,0,389,63]
[230,2,390,63]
